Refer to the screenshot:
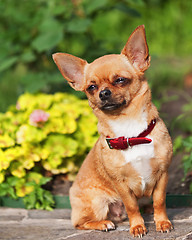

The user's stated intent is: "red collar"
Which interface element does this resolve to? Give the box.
[106,119,156,150]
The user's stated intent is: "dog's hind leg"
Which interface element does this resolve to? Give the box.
[77,220,116,231]
[71,202,116,231]
[70,187,117,231]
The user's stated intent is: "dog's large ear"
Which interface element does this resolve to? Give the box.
[121,25,150,72]
[52,53,88,91]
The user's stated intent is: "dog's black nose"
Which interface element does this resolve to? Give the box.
[99,89,111,100]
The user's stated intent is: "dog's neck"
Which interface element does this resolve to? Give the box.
[94,81,158,138]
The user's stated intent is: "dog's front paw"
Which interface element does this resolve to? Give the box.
[156,220,173,233]
[130,224,147,238]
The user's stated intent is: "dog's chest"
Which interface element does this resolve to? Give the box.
[108,117,155,191]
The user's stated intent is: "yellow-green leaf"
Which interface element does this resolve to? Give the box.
[10,162,26,178]
[0,172,5,183]
[16,125,47,144]
[0,149,11,171]
[0,134,15,148]
[15,179,34,197]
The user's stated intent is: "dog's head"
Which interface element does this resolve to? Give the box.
[53,25,150,114]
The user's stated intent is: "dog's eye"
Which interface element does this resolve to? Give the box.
[87,85,97,92]
[114,77,132,86]
[114,77,127,84]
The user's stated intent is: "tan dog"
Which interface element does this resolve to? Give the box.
[53,25,173,238]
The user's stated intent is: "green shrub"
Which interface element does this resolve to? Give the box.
[174,135,192,193]
[0,92,98,208]
[0,0,142,112]
[173,98,192,193]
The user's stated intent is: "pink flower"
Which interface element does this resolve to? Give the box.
[29,109,49,127]
[16,102,20,110]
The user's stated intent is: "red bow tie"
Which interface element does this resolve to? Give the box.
[106,119,156,150]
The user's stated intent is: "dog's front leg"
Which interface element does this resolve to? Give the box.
[153,171,173,233]
[115,184,147,237]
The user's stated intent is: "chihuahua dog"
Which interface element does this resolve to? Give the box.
[53,25,173,238]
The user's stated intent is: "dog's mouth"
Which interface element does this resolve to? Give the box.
[100,100,126,112]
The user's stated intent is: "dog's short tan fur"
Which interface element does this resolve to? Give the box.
[53,25,173,237]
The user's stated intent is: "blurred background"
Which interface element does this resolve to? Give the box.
[0,0,192,208]
[1,0,192,112]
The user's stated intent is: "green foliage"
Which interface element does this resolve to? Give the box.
[0,173,54,210]
[173,93,192,134]
[173,97,192,193]
[174,136,192,179]
[0,176,18,199]
[23,175,55,211]
[1,0,192,112]
[0,92,98,208]
[136,1,192,57]
[147,58,192,98]
[0,0,141,112]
